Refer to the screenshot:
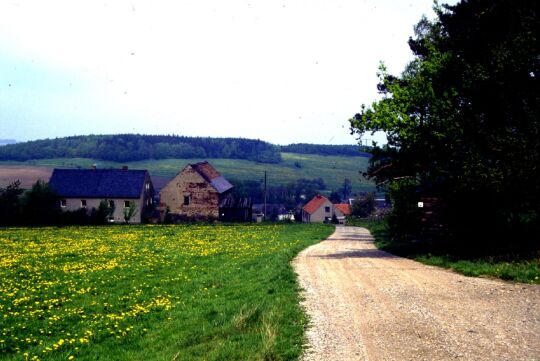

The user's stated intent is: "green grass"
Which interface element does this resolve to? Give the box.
[0,152,374,193]
[0,223,334,360]
[349,217,540,284]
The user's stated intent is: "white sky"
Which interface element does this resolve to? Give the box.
[0,0,448,145]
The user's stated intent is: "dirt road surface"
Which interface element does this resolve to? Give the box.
[293,226,540,361]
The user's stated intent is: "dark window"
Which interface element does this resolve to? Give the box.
[81,200,87,208]
[124,200,131,208]
[108,200,115,208]
[325,206,330,213]
[60,199,67,208]
[183,196,190,205]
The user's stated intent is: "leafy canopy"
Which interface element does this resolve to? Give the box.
[350,0,539,243]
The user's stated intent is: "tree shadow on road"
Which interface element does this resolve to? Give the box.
[316,248,399,259]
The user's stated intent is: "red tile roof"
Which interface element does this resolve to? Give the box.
[335,203,351,216]
[303,195,330,214]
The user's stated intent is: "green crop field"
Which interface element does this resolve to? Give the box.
[0,223,334,361]
[0,152,373,193]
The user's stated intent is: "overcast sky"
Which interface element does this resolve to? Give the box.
[0,0,449,145]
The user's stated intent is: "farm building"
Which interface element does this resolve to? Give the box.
[49,167,155,223]
[219,197,253,222]
[160,161,251,221]
[302,194,351,223]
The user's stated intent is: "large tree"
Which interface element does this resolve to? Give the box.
[350,0,539,245]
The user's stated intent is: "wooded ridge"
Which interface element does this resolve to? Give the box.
[0,134,370,163]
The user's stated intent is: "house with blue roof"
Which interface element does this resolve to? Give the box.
[49,166,154,223]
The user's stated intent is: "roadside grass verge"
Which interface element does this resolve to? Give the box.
[348,217,540,284]
[0,223,334,360]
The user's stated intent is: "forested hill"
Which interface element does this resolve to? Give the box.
[0,134,370,163]
[281,143,371,157]
[0,135,282,163]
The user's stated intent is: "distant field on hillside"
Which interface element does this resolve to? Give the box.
[0,152,373,192]
[0,166,53,189]
[0,223,334,360]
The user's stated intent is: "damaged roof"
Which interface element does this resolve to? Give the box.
[191,161,233,194]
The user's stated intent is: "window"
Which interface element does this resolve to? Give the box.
[183,196,190,206]
[145,182,150,190]
[124,200,131,208]
[80,200,87,208]
[60,199,67,208]
[325,206,330,213]
[108,200,115,208]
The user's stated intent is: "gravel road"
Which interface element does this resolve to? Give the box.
[293,226,540,361]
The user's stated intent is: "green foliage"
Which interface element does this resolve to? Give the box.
[0,180,23,225]
[91,200,115,225]
[123,203,138,224]
[0,223,334,360]
[351,192,376,218]
[386,180,421,240]
[20,180,60,225]
[357,218,540,284]
[231,177,326,209]
[415,255,540,284]
[163,207,173,224]
[338,178,352,201]
[0,134,282,164]
[281,143,372,157]
[349,0,540,245]
[0,181,121,226]
[328,190,342,203]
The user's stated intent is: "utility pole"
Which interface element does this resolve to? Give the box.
[264,170,267,221]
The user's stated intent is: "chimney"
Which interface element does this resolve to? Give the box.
[122,165,128,171]
[91,164,97,170]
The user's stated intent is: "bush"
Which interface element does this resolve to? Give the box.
[386,180,421,241]
[351,192,376,218]
[0,180,23,226]
[20,180,60,225]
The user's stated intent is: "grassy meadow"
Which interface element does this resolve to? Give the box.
[0,152,373,193]
[0,223,334,361]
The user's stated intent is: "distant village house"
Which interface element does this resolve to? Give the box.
[49,166,154,223]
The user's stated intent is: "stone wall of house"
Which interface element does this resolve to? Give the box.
[159,166,220,219]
